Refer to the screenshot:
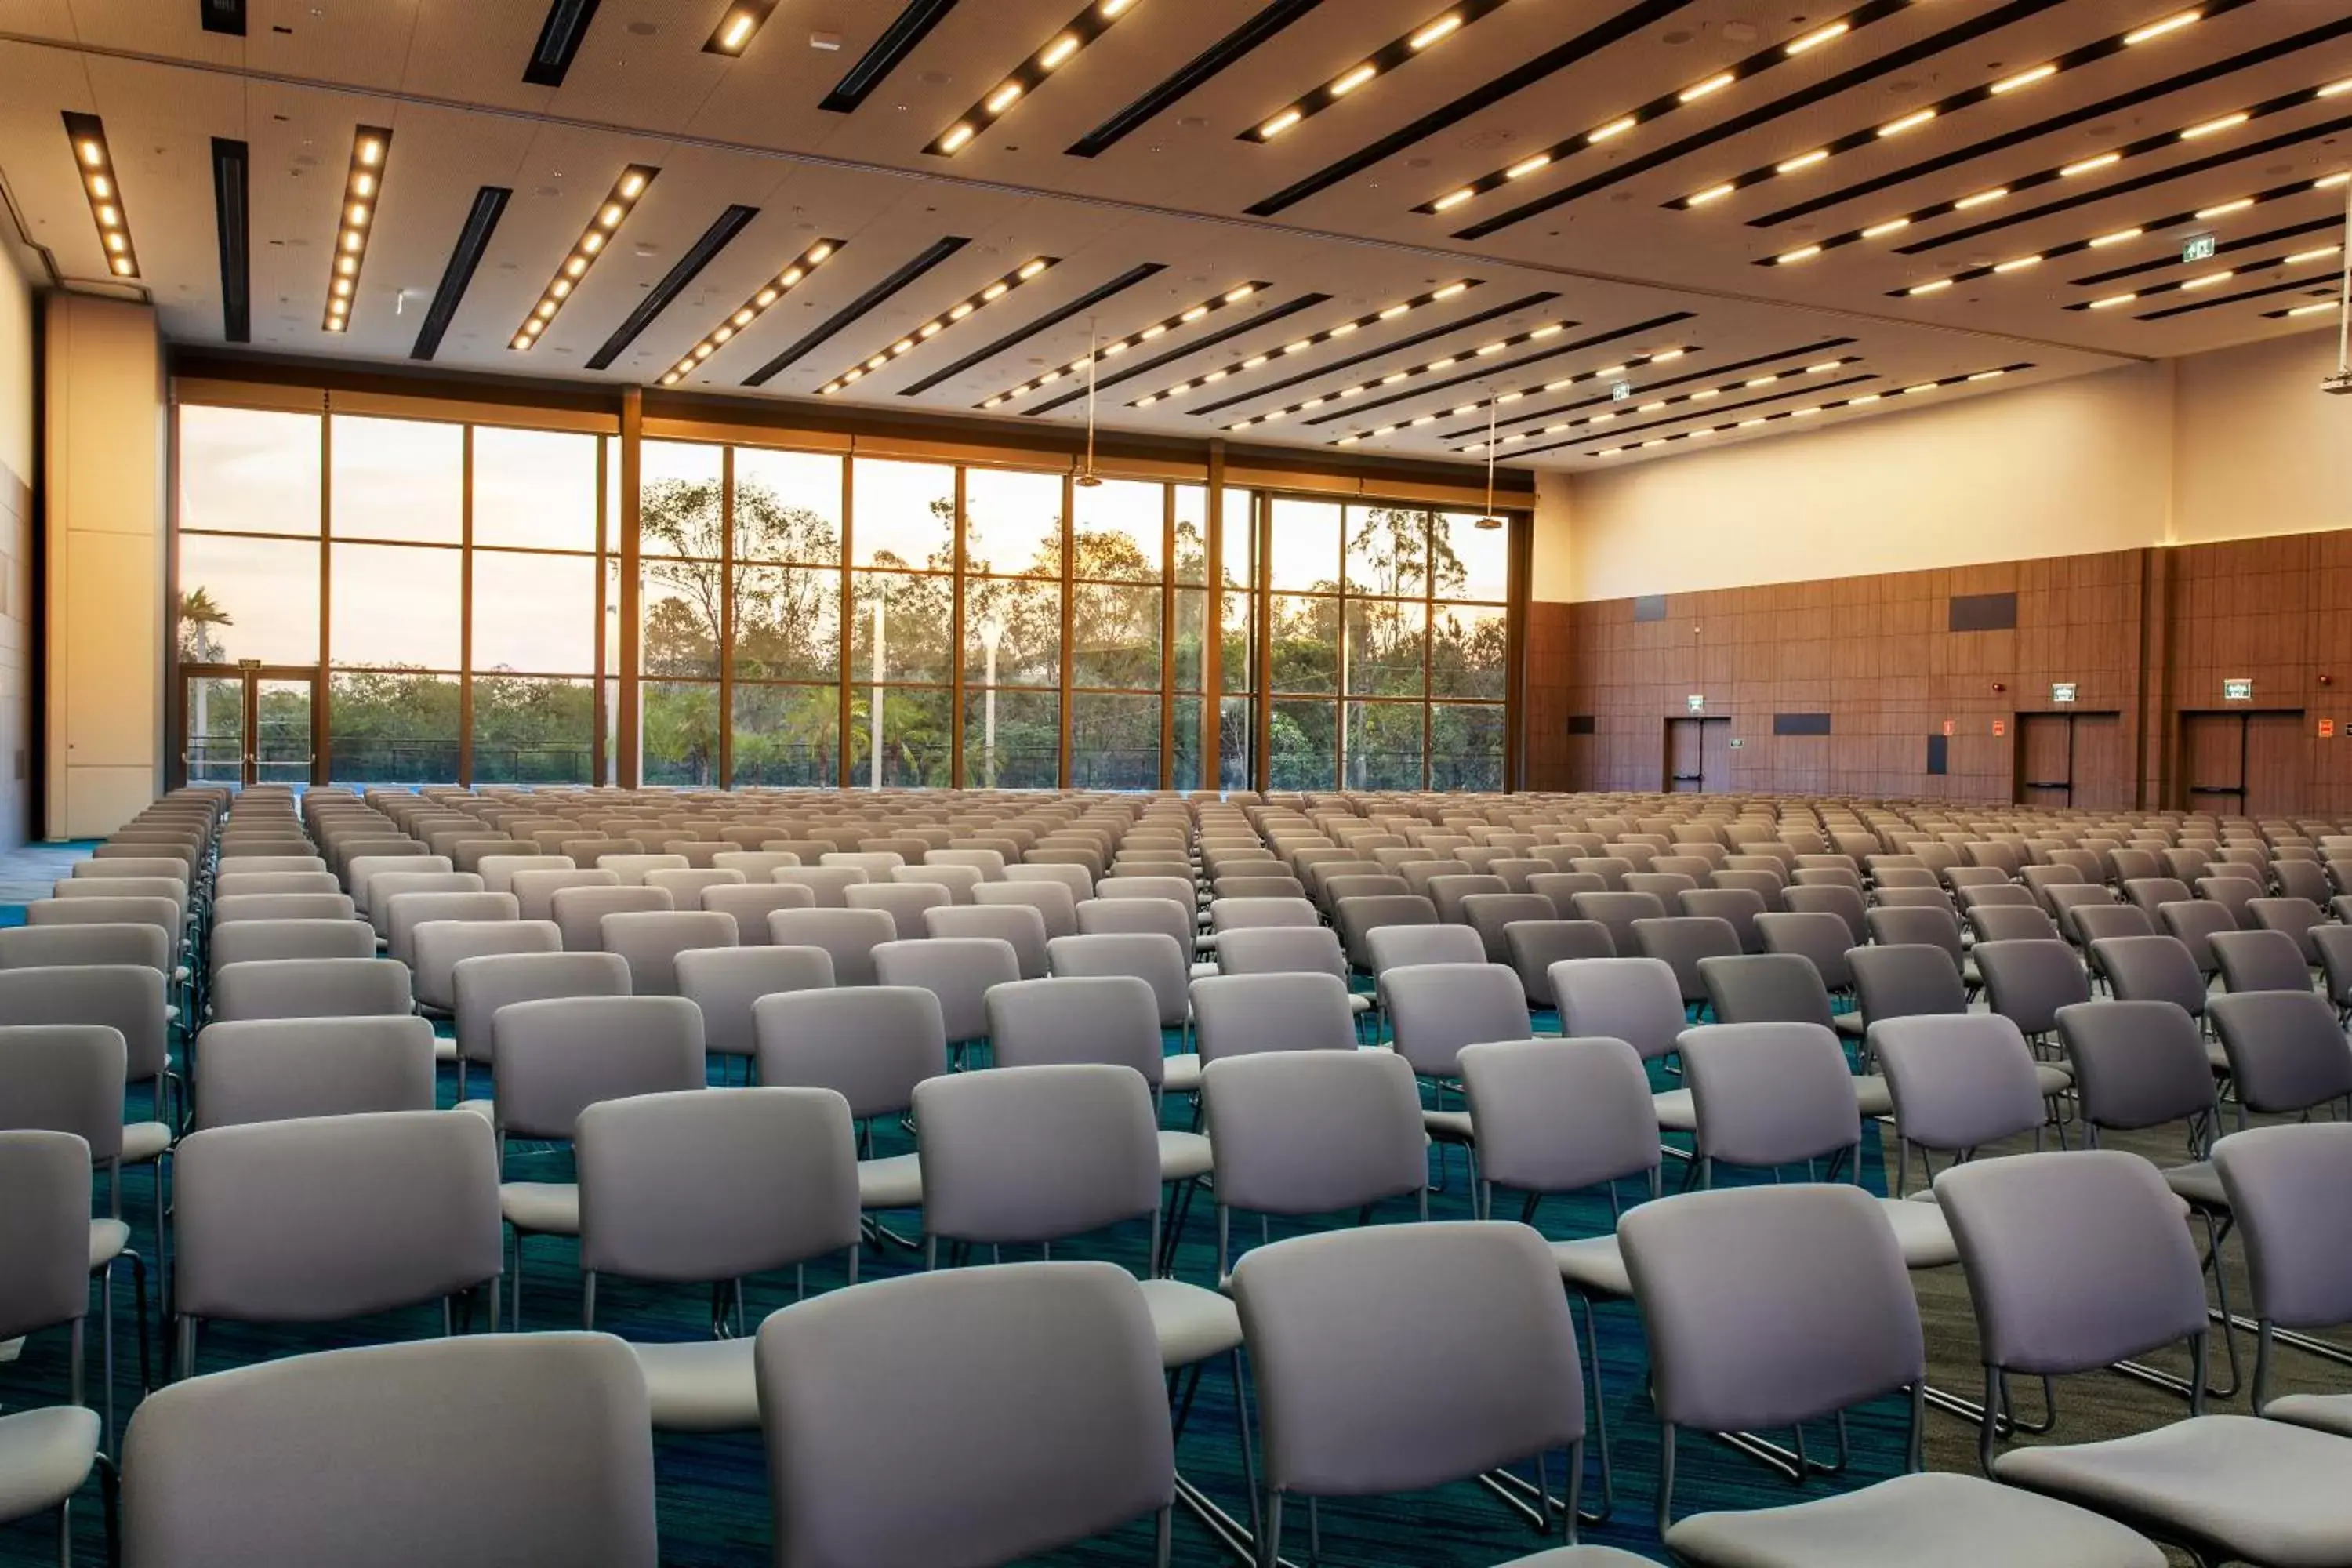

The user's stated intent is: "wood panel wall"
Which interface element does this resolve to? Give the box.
[1524,530,2352,815]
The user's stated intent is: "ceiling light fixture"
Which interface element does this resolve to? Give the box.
[1131,281,1482,407]
[933,0,1145,156]
[1679,72,1735,103]
[1334,342,1700,443]
[1991,64,2058,93]
[1878,109,1936,137]
[703,0,778,55]
[982,279,1268,406]
[1247,0,1507,141]
[323,125,392,332]
[1473,400,1504,528]
[2282,300,2339,317]
[2090,292,2140,309]
[1785,20,1849,54]
[510,162,655,350]
[60,112,139,279]
[2090,227,2145,247]
[1567,370,2028,458]
[2061,152,2122,177]
[820,256,1058,394]
[2181,111,2249,140]
[660,237,842,385]
[2124,9,2201,45]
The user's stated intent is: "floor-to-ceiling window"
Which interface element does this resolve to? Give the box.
[174,396,1515,791]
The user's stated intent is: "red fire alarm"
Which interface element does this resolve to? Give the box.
[2322,719,2336,739]
[1991,719,2006,738]
[1941,719,1955,737]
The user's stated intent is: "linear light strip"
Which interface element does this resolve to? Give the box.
[2138,274,2343,320]
[60,112,139,279]
[1884,172,2350,296]
[1512,373,1889,458]
[662,238,843,384]
[2267,299,2346,319]
[1765,79,2343,263]
[705,0,778,54]
[1679,5,2227,216]
[1417,0,1910,215]
[510,163,656,350]
[2076,245,2342,312]
[822,256,1058,393]
[324,125,392,332]
[1071,0,1323,157]
[1225,315,1582,427]
[1455,357,1861,450]
[1027,292,1330,413]
[1305,313,1700,430]
[1425,337,1856,441]
[1332,346,1706,444]
[1577,367,2033,459]
[930,0,1145,156]
[1188,290,1557,416]
[2070,213,2340,285]
[978,281,1269,406]
[1249,0,1512,143]
[1130,281,1475,406]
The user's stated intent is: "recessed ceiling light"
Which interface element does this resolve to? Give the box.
[1878,108,1935,137]
[321,125,391,330]
[1991,64,2057,93]
[930,0,1146,156]
[980,278,1263,407]
[2181,111,2248,140]
[662,238,842,385]
[1247,1,1506,142]
[510,162,656,350]
[60,112,139,279]
[2123,9,2200,46]
[703,1,777,56]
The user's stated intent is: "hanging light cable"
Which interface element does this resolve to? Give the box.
[1474,398,1504,528]
[1076,316,1105,486]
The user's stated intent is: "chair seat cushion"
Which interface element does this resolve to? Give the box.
[2161,1160,2229,1212]
[499,1181,579,1236]
[1875,1196,1958,1269]
[1852,1075,1893,1119]
[0,1405,101,1521]
[1189,962,1221,982]
[1348,993,1372,1014]
[1833,1012,1867,1038]
[1494,1548,1659,1566]
[1653,1089,1696,1132]
[1424,1108,1474,1145]
[1162,1053,1202,1095]
[1666,1470,2164,1568]
[2034,1063,2074,1097]
[434,1034,457,1063]
[1994,1414,2352,1568]
[89,1218,129,1272]
[120,1120,172,1166]
[1158,1130,1214,1182]
[1552,1235,1630,1299]
[1137,1279,1243,1369]
[857,1153,924,1212]
[629,1338,759,1433]
[2265,1393,2352,1439]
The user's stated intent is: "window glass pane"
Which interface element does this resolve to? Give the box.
[849,687,955,788]
[1219,696,1254,792]
[852,459,954,569]
[1221,488,1256,590]
[1432,602,1508,701]
[176,534,320,663]
[1266,499,1340,591]
[179,406,320,536]
[1440,509,1510,602]
[328,670,459,782]
[1346,701,1425,790]
[331,543,460,668]
[185,676,243,783]
[1073,479,1161,583]
[734,448,842,565]
[733,564,841,684]
[1172,695,1202,791]
[1432,703,1506,791]
[851,572,953,685]
[962,578,1058,688]
[1346,598,1426,698]
[330,416,462,543]
[640,441,724,559]
[961,688,1058,789]
[1345,505,1432,598]
[472,427,598,551]
[1269,699,1337,790]
[1269,595,1338,694]
[731,684,839,787]
[1221,592,1254,694]
[474,552,595,674]
[473,675,594,784]
[963,468,1062,579]
[1174,588,1205,693]
[1173,486,1207,586]
[1072,582,1160,689]
[1071,694,1160,789]
[642,681,720,786]
[644,562,720,679]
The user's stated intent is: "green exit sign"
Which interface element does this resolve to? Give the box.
[2182,233,2218,263]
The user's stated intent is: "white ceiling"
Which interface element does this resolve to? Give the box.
[1,0,2342,469]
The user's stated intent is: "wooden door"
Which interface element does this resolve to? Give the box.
[1665,719,1704,793]
[2244,710,2307,818]
[2182,713,2247,811]
[2070,713,2128,810]
[2016,716,2074,808]
[1700,718,1733,794]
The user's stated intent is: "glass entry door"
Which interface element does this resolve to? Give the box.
[181,665,318,788]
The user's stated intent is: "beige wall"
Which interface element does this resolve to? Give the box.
[1542,325,2352,604]
[0,246,37,850]
[44,293,164,839]
[0,241,31,485]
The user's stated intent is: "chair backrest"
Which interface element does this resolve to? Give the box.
[1500,920,1613,1004]
[1098,875,1195,909]
[1333,894,1439,969]
[207,916,376,976]
[387,891,518,967]
[2124,876,2193,916]
[1682,1022,1858,1170]
[1565,891,1664,956]
[1200,1048,1427,1218]
[1630,916,1740,1004]
[212,957,414,1022]
[2071,902,2156,953]
[753,986,949,1122]
[1698,952,1834,1030]
[984,975,1165,1084]
[1233,1222,1585,1499]
[2056,998,2214,1137]
[2209,989,2352,1116]
[597,909,739,996]
[1208,897,1316,935]
[1075,895,1194,948]
[488,996,706,1140]
[1380,962,1532,1080]
[1969,903,2060,945]
[451,950,631,1069]
[755,1261,1171,1568]
[212,892,354,925]
[1004,861,1096,902]
[1190,972,1358,1063]
[924,904,1052,980]
[1621,1184,1922,1439]
[914,1063,1161,1245]
[0,920,170,975]
[1460,1036,1659,1196]
[844,880,955,941]
[2315,924,2352,1007]
[121,1334,659,1568]
[763,906,896,986]
[1847,943,1966,1025]
[194,1017,439,1128]
[695,882,816,942]
[972,879,1080,940]
[0,1023,133,1161]
[549,884,673,953]
[2212,1123,2352,1335]
[1871,1014,2047,1156]
[174,1109,503,1323]
[2210,927,2314,994]
[2090,935,2205,1017]
[0,1127,92,1342]
[1973,938,2089,1035]
[1935,1149,2209,1375]
[1365,923,1486,976]
[1046,933,1188,1028]
[1456,892,1559,964]
[1550,955,1684,1062]
[1755,909,1857,993]
[1214,925,1348,981]
[578,1087,860,1283]
[674,945,835,1059]
[871,937,1022,1044]
[213,871,339,899]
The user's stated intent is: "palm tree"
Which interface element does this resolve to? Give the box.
[177,586,232,662]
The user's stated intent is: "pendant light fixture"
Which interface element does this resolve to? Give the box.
[1473,397,1504,528]
[1076,316,1104,487]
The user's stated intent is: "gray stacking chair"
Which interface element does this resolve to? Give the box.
[2211,927,2316,995]
[699,881,815,942]
[361,873,481,939]
[1190,972,1360,1066]
[122,1334,657,1568]
[1632,915,1741,1010]
[1459,892,1562,964]
[1872,1014,2051,1197]
[576,1087,861,1432]
[1212,925,1370,1018]
[1755,909,1858,997]
[2212,1123,2352,1428]
[1626,1181,2165,1566]
[766,906,896,987]
[1232,1221,1645,1567]
[974,878,1080,940]
[1364,923,1485,977]
[2249,896,2329,964]
[1969,903,2061,945]
[1209,897,1317,935]
[384,890,514,967]
[1548,956,1690,1139]
[982,977,1210,1188]
[1197,1050,1428,1280]
[846,880,954,941]
[1680,887,1770,953]
[171,1109,503,1376]
[2209,989,2352,1131]
[2074,904,2158,971]
[1698,953,1875,1085]
[1566,892,1665,960]
[509,867,619,924]
[674,945,834,1072]
[756,1261,1174,1568]
[210,871,339,900]
[753,986,947,1229]
[210,956,413,1022]
[1938,1149,2352,1562]
[1332,893,1439,973]
[596,909,736,996]
[548,884,672,954]
[2313,924,2352,1022]
[1847,944,1967,1034]
[1786,883,1869,946]
[1974,939,2089,1047]
[1504,920,1616,1007]
[1079,894,1203,957]
[449,949,630,1102]
[0,1129,109,1564]
[873,937,1021,1062]
[207,916,377,975]
[2125,877,2194,919]
[773,866,871,909]
[412,920,562,1018]
[2158,900,2235,978]
[1380,959,1531,1142]
[1046,933,1193,1087]
[193,1017,438,1128]
[925,902,1052,980]
[2091,935,2209,1025]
